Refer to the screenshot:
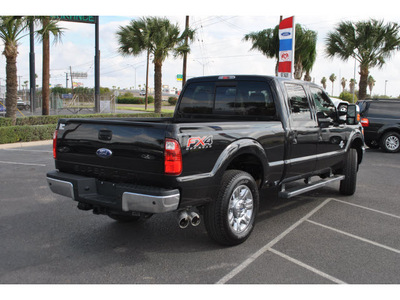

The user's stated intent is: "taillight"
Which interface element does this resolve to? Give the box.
[164,138,182,175]
[53,130,58,159]
[361,118,369,127]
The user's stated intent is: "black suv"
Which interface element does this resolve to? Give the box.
[357,99,400,153]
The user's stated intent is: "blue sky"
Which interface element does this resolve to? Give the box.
[1,1,400,97]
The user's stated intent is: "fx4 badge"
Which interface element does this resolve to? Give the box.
[186,136,213,150]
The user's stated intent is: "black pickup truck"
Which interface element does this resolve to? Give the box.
[47,75,364,246]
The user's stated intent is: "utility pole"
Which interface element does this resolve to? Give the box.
[70,66,74,92]
[65,72,69,89]
[29,19,36,113]
[145,49,150,111]
[182,15,189,89]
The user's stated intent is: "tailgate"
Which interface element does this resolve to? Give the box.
[54,118,170,184]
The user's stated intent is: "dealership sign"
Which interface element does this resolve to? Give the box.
[50,16,96,24]
[278,16,295,78]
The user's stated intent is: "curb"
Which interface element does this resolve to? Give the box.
[0,140,53,149]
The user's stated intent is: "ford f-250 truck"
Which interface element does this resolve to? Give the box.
[47,75,364,246]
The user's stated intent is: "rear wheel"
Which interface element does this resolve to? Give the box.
[204,170,259,246]
[340,148,358,195]
[380,132,400,153]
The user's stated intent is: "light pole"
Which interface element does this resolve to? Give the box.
[128,64,144,90]
[193,59,213,76]
[385,80,388,96]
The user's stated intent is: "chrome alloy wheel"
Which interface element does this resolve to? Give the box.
[228,185,254,233]
[385,135,400,151]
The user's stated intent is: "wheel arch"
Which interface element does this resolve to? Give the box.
[219,139,268,189]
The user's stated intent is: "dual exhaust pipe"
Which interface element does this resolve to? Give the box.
[177,210,200,228]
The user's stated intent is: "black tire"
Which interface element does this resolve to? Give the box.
[380,131,400,153]
[340,148,358,195]
[107,213,141,223]
[204,170,259,246]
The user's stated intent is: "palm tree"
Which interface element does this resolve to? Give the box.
[34,17,64,115]
[329,73,336,96]
[117,17,190,113]
[367,75,376,96]
[0,16,28,125]
[243,24,317,79]
[293,25,317,80]
[349,78,357,94]
[321,77,327,90]
[341,77,347,92]
[243,28,279,74]
[326,19,400,100]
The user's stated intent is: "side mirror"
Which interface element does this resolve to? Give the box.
[316,111,331,128]
[337,103,348,124]
[346,104,357,125]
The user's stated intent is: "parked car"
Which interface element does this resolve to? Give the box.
[139,90,146,96]
[47,75,364,246]
[0,99,5,113]
[17,98,30,110]
[357,99,400,153]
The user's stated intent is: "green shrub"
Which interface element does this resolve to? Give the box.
[0,124,55,144]
[117,96,154,104]
[168,97,178,105]
[339,91,358,103]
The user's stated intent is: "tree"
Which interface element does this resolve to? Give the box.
[367,75,376,96]
[329,73,336,96]
[243,28,279,74]
[349,78,357,94]
[321,77,327,90]
[34,17,64,115]
[341,77,347,92]
[0,16,28,125]
[326,19,400,100]
[117,17,192,113]
[244,24,317,79]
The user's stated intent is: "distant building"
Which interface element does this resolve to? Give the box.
[0,85,5,99]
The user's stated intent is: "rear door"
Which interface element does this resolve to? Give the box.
[284,83,319,178]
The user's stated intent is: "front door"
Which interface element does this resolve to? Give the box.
[284,83,319,179]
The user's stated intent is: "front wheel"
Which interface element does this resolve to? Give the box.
[380,132,400,153]
[204,170,259,246]
[340,148,358,195]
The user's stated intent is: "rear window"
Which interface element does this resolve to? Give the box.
[367,101,400,119]
[178,81,276,118]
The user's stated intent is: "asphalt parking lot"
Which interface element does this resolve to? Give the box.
[0,142,399,285]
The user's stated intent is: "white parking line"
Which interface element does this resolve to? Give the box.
[216,198,332,284]
[0,160,46,167]
[268,248,346,284]
[307,219,400,254]
[332,198,400,220]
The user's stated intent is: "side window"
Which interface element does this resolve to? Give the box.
[311,87,336,119]
[285,83,312,121]
[237,81,276,116]
[178,82,214,114]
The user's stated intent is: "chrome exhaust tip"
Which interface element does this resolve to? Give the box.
[177,210,190,229]
[188,211,200,227]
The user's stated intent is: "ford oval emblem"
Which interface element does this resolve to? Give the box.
[96,148,113,159]
[281,32,291,37]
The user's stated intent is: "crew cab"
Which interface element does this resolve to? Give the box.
[47,75,364,246]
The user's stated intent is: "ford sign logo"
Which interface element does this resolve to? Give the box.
[281,32,291,37]
[96,148,113,159]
